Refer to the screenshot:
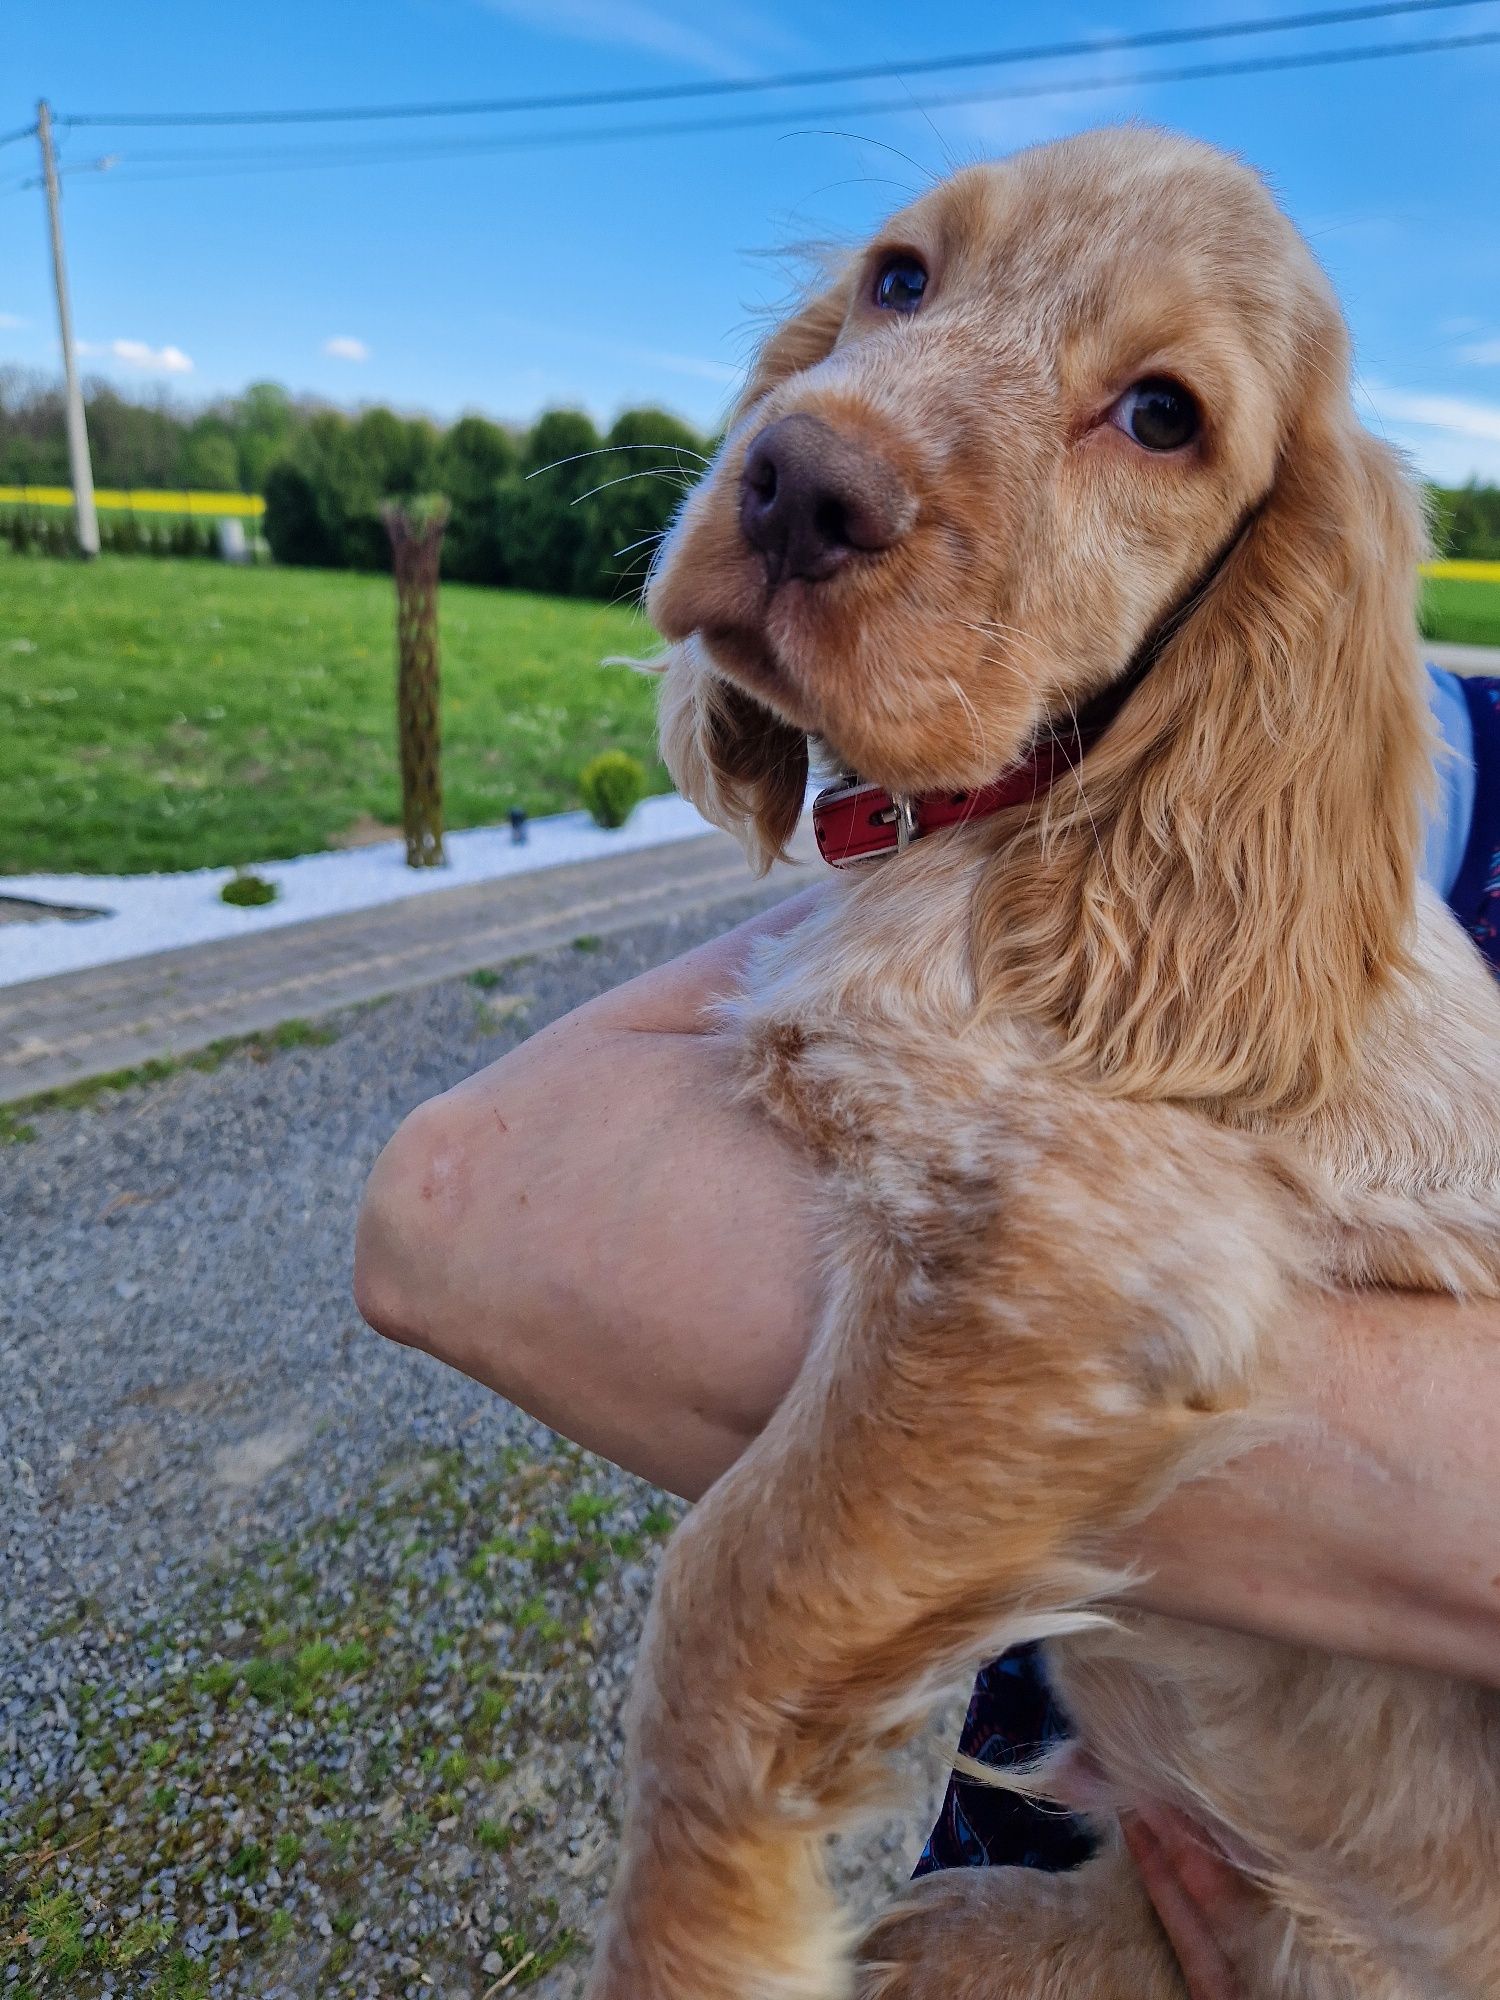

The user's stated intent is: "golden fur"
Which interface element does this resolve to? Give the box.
[589,128,1500,1999]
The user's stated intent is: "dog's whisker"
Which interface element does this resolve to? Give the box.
[892,74,961,179]
[776,127,940,189]
[527,444,710,481]
[968,642,1046,704]
[613,530,668,561]
[961,617,1050,679]
[943,674,989,777]
[794,174,928,206]
[568,469,697,507]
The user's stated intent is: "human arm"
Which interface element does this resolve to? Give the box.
[354,896,1500,1687]
[354,890,827,1498]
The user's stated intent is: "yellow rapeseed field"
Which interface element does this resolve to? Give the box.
[0,486,264,517]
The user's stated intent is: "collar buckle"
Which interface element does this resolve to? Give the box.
[873,794,919,851]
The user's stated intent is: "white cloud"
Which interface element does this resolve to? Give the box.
[0,311,25,330]
[323,335,370,362]
[1457,339,1500,367]
[1360,382,1500,483]
[485,0,759,77]
[1365,386,1500,446]
[76,337,193,374]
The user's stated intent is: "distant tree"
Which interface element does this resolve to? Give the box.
[1431,480,1500,561]
[488,409,603,595]
[263,461,343,568]
[315,407,436,567]
[82,385,185,489]
[523,408,602,494]
[353,407,438,494]
[234,382,298,492]
[0,370,69,482]
[180,417,240,492]
[436,415,519,584]
[438,415,516,504]
[573,406,705,603]
[262,407,421,569]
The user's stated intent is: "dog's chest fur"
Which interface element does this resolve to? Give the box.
[733,841,1500,1991]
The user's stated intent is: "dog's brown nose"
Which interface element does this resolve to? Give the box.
[739,413,912,585]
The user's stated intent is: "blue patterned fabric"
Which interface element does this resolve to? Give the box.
[1426,667,1477,901]
[919,674,1500,1878]
[914,1646,1092,1875]
[1451,676,1500,974]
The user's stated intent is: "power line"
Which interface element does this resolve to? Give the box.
[73,24,1500,184]
[57,0,1497,130]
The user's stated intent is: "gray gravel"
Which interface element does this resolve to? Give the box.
[1,898,953,1999]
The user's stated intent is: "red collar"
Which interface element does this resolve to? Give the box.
[808,496,1269,870]
[812,729,1083,869]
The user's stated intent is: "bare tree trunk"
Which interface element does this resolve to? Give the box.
[382,500,450,869]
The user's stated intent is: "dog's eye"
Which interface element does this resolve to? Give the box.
[873,255,928,313]
[1113,378,1200,452]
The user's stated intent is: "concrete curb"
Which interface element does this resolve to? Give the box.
[0,827,816,1106]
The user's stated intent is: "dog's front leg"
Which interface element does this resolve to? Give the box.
[587,1099,1296,2000]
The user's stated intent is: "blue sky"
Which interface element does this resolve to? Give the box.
[5,0,1500,480]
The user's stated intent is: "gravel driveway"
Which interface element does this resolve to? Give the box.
[1,898,954,2000]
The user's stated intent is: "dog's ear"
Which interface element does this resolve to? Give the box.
[659,642,808,874]
[975,391,1431,1115]
[648,277,847,873]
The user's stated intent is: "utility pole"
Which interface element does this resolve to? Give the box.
[36,100,99,557]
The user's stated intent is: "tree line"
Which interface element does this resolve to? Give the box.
[263,403,706,599]
[0,372,709,600]
[2,370,1498,596]
[0,370,305,495]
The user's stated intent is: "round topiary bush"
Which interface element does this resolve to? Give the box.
[220,869,278,908]
[578,750,647,830]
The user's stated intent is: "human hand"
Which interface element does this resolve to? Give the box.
[1123,1809,1261,2000]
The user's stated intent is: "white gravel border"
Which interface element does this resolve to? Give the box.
[0,792,722,989]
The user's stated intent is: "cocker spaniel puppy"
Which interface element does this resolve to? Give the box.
[588,128,1500,2000]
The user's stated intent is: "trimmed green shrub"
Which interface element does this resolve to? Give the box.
[578,750,647,829]
[220,869,278,907]
[102,514,142,556]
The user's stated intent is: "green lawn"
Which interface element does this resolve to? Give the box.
[2,554,1496,878]
[1420,574,1500,648]
[0,554,663,876]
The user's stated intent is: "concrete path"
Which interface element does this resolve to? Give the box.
[1427,640,1500,675]
[0,826,815,1105]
